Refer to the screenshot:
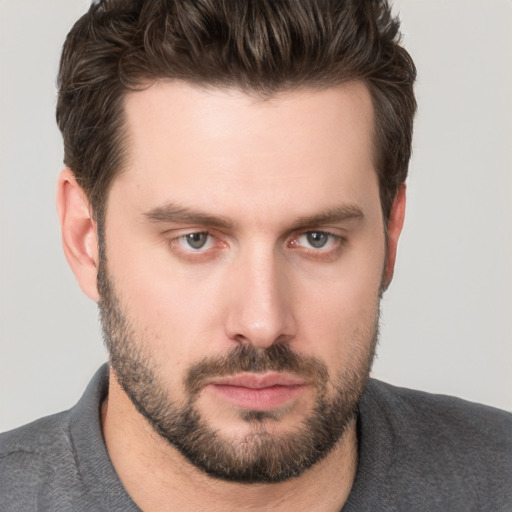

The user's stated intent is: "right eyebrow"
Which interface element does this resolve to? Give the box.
[142,203,235,230]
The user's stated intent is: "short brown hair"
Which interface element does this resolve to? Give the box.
[56,0,416,222]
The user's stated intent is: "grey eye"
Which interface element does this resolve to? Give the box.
[306,231,329,248]
[184,232,209,249]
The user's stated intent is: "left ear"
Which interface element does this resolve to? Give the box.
[382,184,406,291]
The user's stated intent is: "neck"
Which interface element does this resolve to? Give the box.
[102,369,358,512]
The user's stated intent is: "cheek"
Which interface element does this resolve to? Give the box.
[298,280,379,349]
[106,240,230,371]
[293,246,383,371]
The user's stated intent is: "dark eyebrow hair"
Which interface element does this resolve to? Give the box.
[143,202,364,230]
[143,203,235,230]
[289,204,364,230]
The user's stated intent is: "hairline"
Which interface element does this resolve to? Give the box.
[91,77,392,225]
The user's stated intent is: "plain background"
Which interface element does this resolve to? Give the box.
[1,0,511,433]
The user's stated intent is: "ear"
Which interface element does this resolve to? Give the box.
[382,184,406,291]
[56,168,100,302]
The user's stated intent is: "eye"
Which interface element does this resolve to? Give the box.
[303,231,329,249]
[295,231,339,250]
[167,230,228,261]
[179,232,213,250]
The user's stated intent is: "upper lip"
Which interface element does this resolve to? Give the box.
[208,373,307,389]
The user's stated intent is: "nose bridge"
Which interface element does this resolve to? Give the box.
[225,241,295,348]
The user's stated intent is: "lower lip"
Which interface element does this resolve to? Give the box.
[207,384,307,410]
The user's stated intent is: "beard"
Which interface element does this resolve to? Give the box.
[97,258,379,484]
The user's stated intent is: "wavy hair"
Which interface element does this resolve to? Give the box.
[57,0,416,222]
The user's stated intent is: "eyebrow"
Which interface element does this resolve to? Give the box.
[143,203,235,230]
[289,204,364,230]
[142,202,364,230]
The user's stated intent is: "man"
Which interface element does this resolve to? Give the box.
[1,0,510,510]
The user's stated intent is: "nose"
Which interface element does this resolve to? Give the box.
[224,247,297,349]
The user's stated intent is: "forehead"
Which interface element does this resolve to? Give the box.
[111,81,379,226]
[122,81,375,163]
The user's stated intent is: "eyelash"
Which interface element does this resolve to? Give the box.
[167,230,345,260]
[167,231,226,262]
[288,231,345,262]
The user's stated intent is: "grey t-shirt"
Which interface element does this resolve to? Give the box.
[1,365,511,511]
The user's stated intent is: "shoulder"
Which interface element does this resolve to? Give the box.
[0,366,111,511]
[366,379,512,453]
[1,408,73,450]
[1,409,74,464]
[350,379,512,511]
[0,410,81,509]
[366,378,512,438]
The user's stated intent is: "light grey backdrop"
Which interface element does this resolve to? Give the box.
[1,0,511,433]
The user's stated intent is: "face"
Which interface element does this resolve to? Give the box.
[98,81,387,483]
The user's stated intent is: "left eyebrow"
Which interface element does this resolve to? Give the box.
[289,204,365,230]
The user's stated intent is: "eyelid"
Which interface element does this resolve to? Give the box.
[164,227,345,262]
[166,229,228,260]
[287,230,346,261]
[173,230,214,245]
[178,232,214,251]
[289,229,342,246]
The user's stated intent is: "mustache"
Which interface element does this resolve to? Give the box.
[185,343,329,396]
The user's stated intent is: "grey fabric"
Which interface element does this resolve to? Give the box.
[0,367,138,512]
[1,365,511,511]
[342,381,512,511]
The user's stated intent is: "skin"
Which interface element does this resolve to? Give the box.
[56,81,406,511]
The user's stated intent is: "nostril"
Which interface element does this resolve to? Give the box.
[230,331,294,349]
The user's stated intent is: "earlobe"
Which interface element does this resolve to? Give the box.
[382,184,406,291]
[56,168,100,302]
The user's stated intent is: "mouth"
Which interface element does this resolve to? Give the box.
[205,373,308,410]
